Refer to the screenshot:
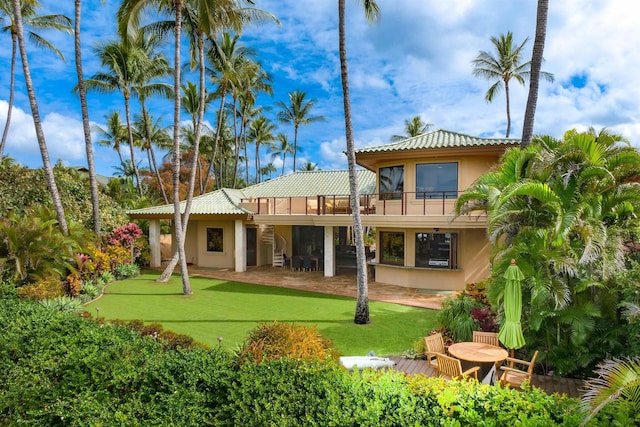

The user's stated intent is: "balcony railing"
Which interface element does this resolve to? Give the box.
[240,191,476,216]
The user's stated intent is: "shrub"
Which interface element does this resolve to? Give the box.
[437,293,484,342]
[17,277,65,300]
[113,263,140,280]
[39,296,83,312]
[237,321,339,365]
[99,270,115,284]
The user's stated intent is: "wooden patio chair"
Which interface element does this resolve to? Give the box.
[424,333,447,371]
[436,353,480,380]
[499,350,539,389]
[473,331,499,347]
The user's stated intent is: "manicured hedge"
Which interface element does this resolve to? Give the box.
[1,297,637,426]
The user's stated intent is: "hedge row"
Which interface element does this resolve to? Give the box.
[1,298,636,426]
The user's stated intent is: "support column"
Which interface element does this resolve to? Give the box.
[235,220,246,272]
[324,226,335,277]
[149,219,161,268]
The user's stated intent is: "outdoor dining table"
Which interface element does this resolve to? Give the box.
[448,342,509,384]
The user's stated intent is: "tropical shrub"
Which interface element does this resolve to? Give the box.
[237,321,339,365]
[456,129,640,375]
[16,277,65,300]
[113,263,140,280]
[39,296,83,312]
[437,293,484,342]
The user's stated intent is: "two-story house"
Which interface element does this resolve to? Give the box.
[128,129,519,291]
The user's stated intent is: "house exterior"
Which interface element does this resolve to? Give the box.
[128,129,519,291]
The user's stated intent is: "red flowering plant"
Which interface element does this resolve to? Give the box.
[470,307,498,332]
[107,223,143,265]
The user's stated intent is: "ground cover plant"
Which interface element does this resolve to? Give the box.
[3,296,638,426]
[84,272,439,355]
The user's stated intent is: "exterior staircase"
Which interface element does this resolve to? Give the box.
[261,225,286,267]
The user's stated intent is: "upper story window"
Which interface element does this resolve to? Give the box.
[379,165,404,200]
[416,162,458,199]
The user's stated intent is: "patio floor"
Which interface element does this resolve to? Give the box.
[185,265,451,310]
[179,265,585,398]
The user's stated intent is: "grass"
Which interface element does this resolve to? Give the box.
[85,273,440,356]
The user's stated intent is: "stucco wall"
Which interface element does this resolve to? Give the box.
[191,220,235,269]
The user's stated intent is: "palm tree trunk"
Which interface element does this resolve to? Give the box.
[0,35,17,159]
[123,92,143,197]
[338,0,369,325]
[12,0,68,235]
[159,0,192,295]
[521,0,549,148]
[504,81,511,138]
[293,125,299,171]
[74,0,100,234]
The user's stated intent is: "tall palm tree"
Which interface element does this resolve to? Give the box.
[10,0,69,235]
[338,0,379,325]
[73,0,100,234]
[85,32,154,197]
[472,31,553,138]
[0,0,71,160]
[133,112,171,202]
[94,111,127,168]
[521,0,550,149]
[247,115,276,184]
[272,133,294,176]
[390,115,433,142]
[276,89,325,171]
[205,32,255,189]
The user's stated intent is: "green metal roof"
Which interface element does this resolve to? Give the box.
[127,170,375,217]
[128,188,251,216]
[242,170,375,197]
[355,129,520,154]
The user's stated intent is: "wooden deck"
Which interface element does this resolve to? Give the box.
[388,357,585,398]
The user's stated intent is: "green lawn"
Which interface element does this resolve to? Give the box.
[85,273,439,355]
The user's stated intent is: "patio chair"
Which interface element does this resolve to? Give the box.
[499,350,539,389]
[302,255,315,271]
[424,333,448,370]
[436,353,480,380]
[473,331,499,347]
[291,256,302,272]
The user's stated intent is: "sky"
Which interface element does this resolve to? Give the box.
[1,0,639,179]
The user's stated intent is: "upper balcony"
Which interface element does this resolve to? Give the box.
[239,191,485,219]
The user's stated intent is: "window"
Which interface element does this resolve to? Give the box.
[415,232,458,269]
[379,165,404,200]
[206,228,224,252]
[380,231,404,265]
[416,162,458,199]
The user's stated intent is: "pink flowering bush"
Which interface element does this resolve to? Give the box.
[107,223,143,265]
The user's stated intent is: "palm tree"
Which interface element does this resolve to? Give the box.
[0,0,71,160]
[73,0,100,234]
[580,357,640,425]
[521,0,550,149]
[338,0,379,325]
[472,31,553,138]
[390,115,433,142]
[271,133,294,176]
[456,129,640,374]
[85,33,153,197]
[298,161,318,171]
[276,89,325,171]
[94,111,127,168]
[247,115,276,184]
[133,112,171,202]
[10,0,70,235]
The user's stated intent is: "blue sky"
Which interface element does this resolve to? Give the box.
[1,0,639,178]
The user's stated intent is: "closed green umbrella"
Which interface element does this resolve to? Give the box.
[498,259,526,350]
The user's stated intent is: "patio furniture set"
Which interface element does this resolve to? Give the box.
[425,331,539,388]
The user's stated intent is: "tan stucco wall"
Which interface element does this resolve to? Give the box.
[190,220,235,269]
